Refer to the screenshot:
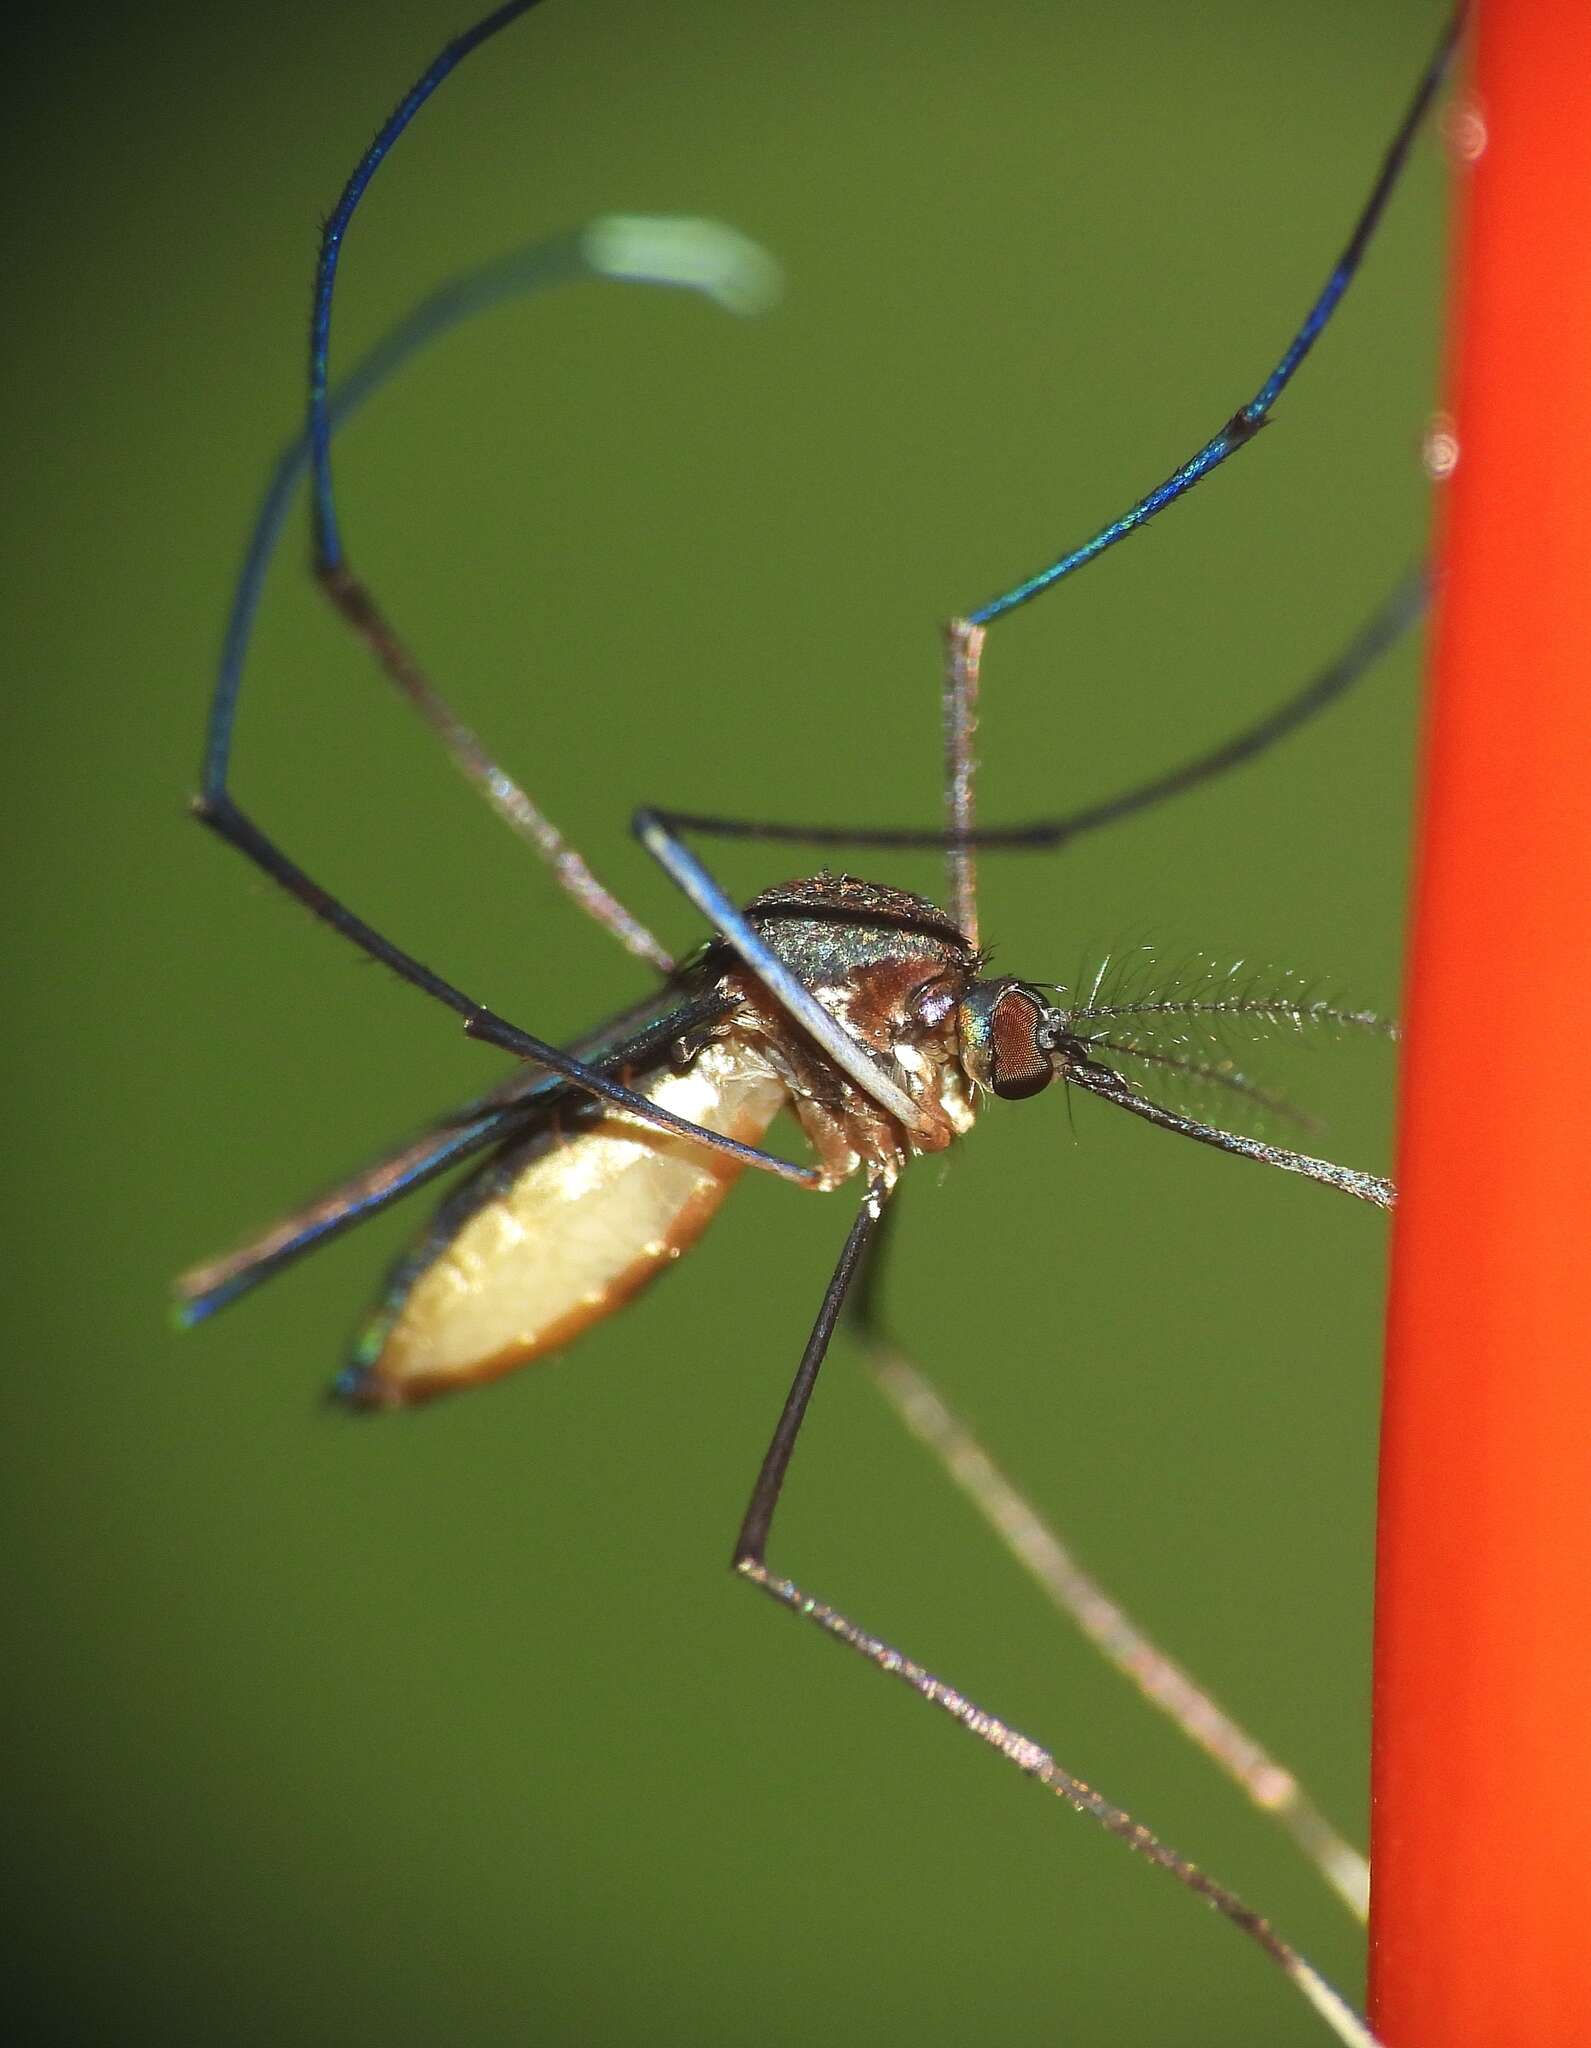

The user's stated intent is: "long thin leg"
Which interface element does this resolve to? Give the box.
[210,218,776,968]
[940,620,984,946]
[208,226,746,973]
[306,1,543,572]
[734,1181,1380,2047]
[733,1180,890,1570]
[286,6,1446,890]
[176,979,741,1322]
[962,12,1458,626]
[636,16,1449,859]
[315,551,671,971]
[650,561,1426,856]
[176,1108,502,1325]
[648,16,1451,898]
[196,9,826,1190]
[193,791,818,1189]
[294,0,662,967]
[846,1199,1370,1920]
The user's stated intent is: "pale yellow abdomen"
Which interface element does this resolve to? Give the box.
[357,1042,788,1406]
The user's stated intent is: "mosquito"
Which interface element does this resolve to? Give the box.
[176,6,1455,2040]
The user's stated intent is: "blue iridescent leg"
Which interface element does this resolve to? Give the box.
[193,6,814,1189]
[175,977,743,1325]
[648,11,1456,859]
[655,565,1427,858]
[209,220,778,974]
[632,555,1422,1125]
[294,7,671,948]
[223,5,1444,898]
[307,1,543,573]
[964,10,1458,625]
[193,790,818,1187]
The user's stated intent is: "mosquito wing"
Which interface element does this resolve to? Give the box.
[174,978,736,1326]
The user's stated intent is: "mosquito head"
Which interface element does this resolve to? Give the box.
[960,967,1398,1213]
[957,979,1060,1101]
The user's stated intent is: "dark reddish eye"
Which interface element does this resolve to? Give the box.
[989,987,1053,1100]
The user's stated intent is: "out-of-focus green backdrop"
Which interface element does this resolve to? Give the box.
[3,2,1446,2040]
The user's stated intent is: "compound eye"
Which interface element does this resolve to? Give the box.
[988,986,1053,1100]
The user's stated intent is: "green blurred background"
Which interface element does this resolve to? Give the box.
[3,2,1447,2040]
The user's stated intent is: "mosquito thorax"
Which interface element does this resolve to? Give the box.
[956,979,1057,1101]
[706,874,989,1178]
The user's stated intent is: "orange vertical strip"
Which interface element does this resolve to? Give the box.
[1370,4,1591,2042]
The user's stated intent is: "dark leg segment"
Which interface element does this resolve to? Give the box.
[962,14,1458,625]
[194,3,818,1186]
[192,793,818,1189]
[734,1179,889,1570]
[210,217,787,972]
[296,0,669,968]
[623,17,1449,862]
[307,1,545,570]
[648,562,1426,858]
[844,1196,1371,1919]
[732,1182,1378,2043]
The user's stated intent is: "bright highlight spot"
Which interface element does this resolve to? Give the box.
[582,214,784,316]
